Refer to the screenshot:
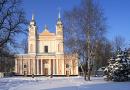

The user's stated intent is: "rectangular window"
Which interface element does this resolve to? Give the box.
[24,64,27,68]
[44,46,48,53]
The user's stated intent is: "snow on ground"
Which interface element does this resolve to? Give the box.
[0,76,130,90]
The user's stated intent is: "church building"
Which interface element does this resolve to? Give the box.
[15,13,78,76]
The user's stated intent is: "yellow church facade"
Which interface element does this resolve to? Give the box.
[15,14,78,76]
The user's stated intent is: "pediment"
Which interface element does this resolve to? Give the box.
[39,30,55,36]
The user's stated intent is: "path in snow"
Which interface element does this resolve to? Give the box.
[0,76,129,90]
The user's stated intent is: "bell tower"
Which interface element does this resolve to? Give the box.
[28,14,37,54]
[56,12,63,36]
[56,12,64,54]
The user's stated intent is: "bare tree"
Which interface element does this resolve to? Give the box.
[0,0,27,48]
[0,45,15,72]
[112,35,125,52]
[0,0,27,73]
[93,38,112,75]
[63,0,109,80]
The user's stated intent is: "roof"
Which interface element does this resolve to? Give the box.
[39,25,55,36]
[39,30,55,36]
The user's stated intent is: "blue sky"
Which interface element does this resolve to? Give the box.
[22,0,130,46]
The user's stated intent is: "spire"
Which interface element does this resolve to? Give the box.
[44,24,48,31]
[57,8,62,25]
[58,8,61,20]
[30,14,36,26]
[32,14,34,21]
[58,10,61,19]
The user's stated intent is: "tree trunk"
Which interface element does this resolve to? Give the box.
[88,69,91,81]
[80,64,85,76]
[84,71,87,81]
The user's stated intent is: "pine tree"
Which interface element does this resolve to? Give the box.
[104,49,129,82]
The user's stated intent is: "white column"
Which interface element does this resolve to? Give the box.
[20,59,22,75]
[55,59,57,74]
[71,60,73,75]
[49,59,52,75]
[51,59,53,75]
[41,59,43,75]
[30,59,32,74]
[26,59,28,75]
[21,59,23,75]
[76,58,79,75]
[19,59,20,74]
[59,59,61,75]
[18,60,20,74]
[17,60,19,74]
[15,59,18,74]
[32,59,36,75]
[27,59,30,74]
[61,59,64,75]
[37,59,39,75]
[53,59,55,75]
[56,59,59,75]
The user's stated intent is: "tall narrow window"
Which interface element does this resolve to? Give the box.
[44,46,48,53]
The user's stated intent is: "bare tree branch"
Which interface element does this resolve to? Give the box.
[63,0,111,80]
[0,0,27,48]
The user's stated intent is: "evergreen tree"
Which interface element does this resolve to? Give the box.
[104,49,129,82]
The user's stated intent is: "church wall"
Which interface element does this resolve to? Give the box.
[14,14,78,76]
[37,40,56,54]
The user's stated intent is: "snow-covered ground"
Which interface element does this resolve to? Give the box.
[0,76,130,90]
